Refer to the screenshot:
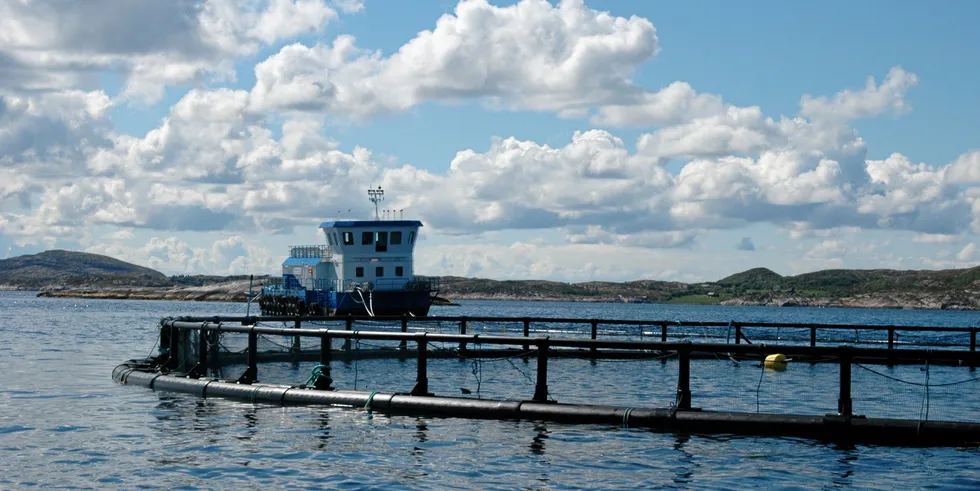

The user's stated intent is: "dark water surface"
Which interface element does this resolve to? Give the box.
[2,292,979,489]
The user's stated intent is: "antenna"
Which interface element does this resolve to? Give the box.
[368,186,384,220]
[400,209,403,219]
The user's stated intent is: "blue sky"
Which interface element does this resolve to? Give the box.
[2,0,979,282]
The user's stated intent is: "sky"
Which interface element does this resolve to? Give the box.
[1,0,979,283]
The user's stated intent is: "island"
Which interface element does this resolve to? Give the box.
[2,250,979,310]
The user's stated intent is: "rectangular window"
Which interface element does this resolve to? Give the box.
[326,233,335,246]
[361,231,373,245]
[395,266,404,277]
[332,233,340,245]
[343,232,354,245]
[376,266,384,277]
[375,231,388,252]
[355,267,364,277]
[408,231,416,244]
[391,231,402,245]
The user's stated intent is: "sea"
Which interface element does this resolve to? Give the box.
[2,290,980,490]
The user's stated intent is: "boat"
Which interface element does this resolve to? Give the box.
[257,187,439,316]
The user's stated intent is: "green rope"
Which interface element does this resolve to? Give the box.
[305,364,327,387]
[364,391,378,411]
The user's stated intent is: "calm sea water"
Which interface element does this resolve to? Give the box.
[2,291,979,489]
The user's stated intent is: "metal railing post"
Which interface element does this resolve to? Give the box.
[523,319,530,351]
[661,322,668,342]
[532,338,550,402]
[237,327,258,384]
[315,333,333,390]
[293,317,302,353]
[734,323,742,345]
[676,345,691,410]
[344,317,352,352]
[838,347,853,417]
[971,327,977,370]
[167,322,180,371]
[410,334,431,396]
[191,323,208,379]
[400,316,408,352]
[810,326,817,348]
[458,318,468,355]
[590,320,598,356]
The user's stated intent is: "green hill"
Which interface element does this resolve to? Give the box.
[0,250,171,289]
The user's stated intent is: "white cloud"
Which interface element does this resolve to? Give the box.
[946,151,980,184]
[0,0,340,101]
[248,0,659,117]
[590,81,726,127]
[912,233,960,244]
[799,67,919,122]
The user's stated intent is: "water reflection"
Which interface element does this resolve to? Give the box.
[671,433,697,486]
[529,424,549,456]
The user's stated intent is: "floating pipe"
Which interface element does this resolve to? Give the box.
[113,365,980,447]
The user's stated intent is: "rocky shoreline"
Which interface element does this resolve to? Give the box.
[17,284,980,310]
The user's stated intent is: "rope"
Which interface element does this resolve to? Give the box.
[364,391,378,411]
[305,364,328,387]
[918,360,930,435]
[755,360,766,413]
[854,364,980,387]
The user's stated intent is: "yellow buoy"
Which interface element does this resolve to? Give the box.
[764,353,788,371]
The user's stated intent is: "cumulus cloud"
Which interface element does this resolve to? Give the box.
[0,0,340,101]
[799,67,919,122]
[248,0,659,117]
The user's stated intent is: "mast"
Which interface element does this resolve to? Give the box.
[368,186,384,220]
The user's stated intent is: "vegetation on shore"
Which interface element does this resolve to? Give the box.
[3,250,980,310]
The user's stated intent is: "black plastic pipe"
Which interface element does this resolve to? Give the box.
[112,365,980,447]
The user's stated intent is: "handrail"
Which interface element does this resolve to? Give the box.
[161,319,976,362]
[168,314,978,333]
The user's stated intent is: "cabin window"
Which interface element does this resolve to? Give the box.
[376,266,384,277]
[375,231,388,252]
[361,231,373,245]
[332,233,340,245]
[343,232,354,245]
[395,266,404,277]
[326,233,335,246]
[408,231,416,244]
[355,267,364,277]
[391,231,402,245]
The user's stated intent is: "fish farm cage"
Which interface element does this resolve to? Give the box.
[114,315,980,447]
